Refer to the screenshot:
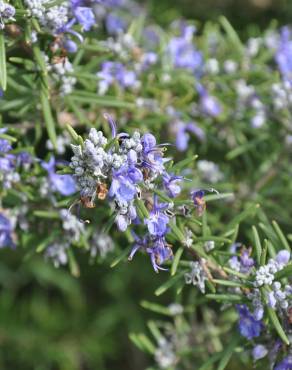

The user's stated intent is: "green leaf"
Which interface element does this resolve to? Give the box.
[0,133,17,142]
[229,204,260,228]
[66,124,79,142]
[40,89,57,149]
[194,236,231,243]
[110,246,131,268]
[217,334,241,370]
[212,279,244,288]
[267,307,290,345]
[171,247,184,276]
[102,212,116,234]
[0,31,7,91]
[171,154,198,172]
[147,320,162,342]
[155,273,183,296]
[32,44,47,76]
[225,135,268,160]
[67,249,80,277]
[141,300,172,315]
[252,226,262,265]
[33,210,60,219]
[136,199,150,219]
[275,263,292,280]
[153,188,173,204]
[272,220,291,251]
[36,234,57,253]
[129,333,155,354]
[219,16,244,55]
[223,267,249,280]
[70,91,135,109]
[204,192,234,202]
[205,294,244,302]
[197,352,222,370]
[169,222,185,242]
[260,241,268,266]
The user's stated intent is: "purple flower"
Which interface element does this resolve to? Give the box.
[168,27,203,72]
[0,138,12,153]
[128,231,148,260]
[275,27,292,82]
[63,39,78,53]
[72,4,95,31]
[163,173,182,198]
[109,165,142,203]
[110,176,136,202]
[175,121,205,151]
[267,291,277,308]
[105,13,126,35]
[252,345,268,361]
[141,52,158,70]
[191,190,205,216]
[97,62,138,94]
[240,249,255,273]
[197,84,221,117]
[275,355,292,370]
[0,155,14,171]
[42,157,76,196]
[147,237,173,273]
[141,133,168,174]
[145,196,170,237]
[145,212,169,237]
[237,304,263,340]
[0,213,15,248]
[275,250,290,265]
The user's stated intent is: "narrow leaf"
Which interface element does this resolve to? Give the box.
[171,247,184,276]
[41,89,57,148]
[252,226,262,265]
[155,273,183,296]
[0,31,7,90]
[272,220,290,251]
[267,307,290,345]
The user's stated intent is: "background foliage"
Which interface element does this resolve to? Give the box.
[0,1,292,369]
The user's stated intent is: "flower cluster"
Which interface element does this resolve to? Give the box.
[226,246,292,368]
[69,116,185,271]
[0,0,15,29]
[0,134,32,189]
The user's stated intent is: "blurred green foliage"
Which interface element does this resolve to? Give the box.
[0,1,291,369]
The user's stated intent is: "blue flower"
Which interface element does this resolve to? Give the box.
[109,165,142,203]
[237,304,263,340]
[147,237,173,273]
[141,133,169,174]
[191,190,206,216]
[42,157,76,196]
[128,231,148,260]
[163,173,182,198]
[0,213,15,248]
[145,196,169,237]
[75,6,95,31]
[275,250,290,265]
[240,248,254,273]
[106,13,126,35]
[168,26,203,72]
[275,355,292,370]
[175,121,205,152]
[252,344,268,361]
[197,84,221,117]
[275,27,292,82]
[97,62,138,94]
[70,0,95,31]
